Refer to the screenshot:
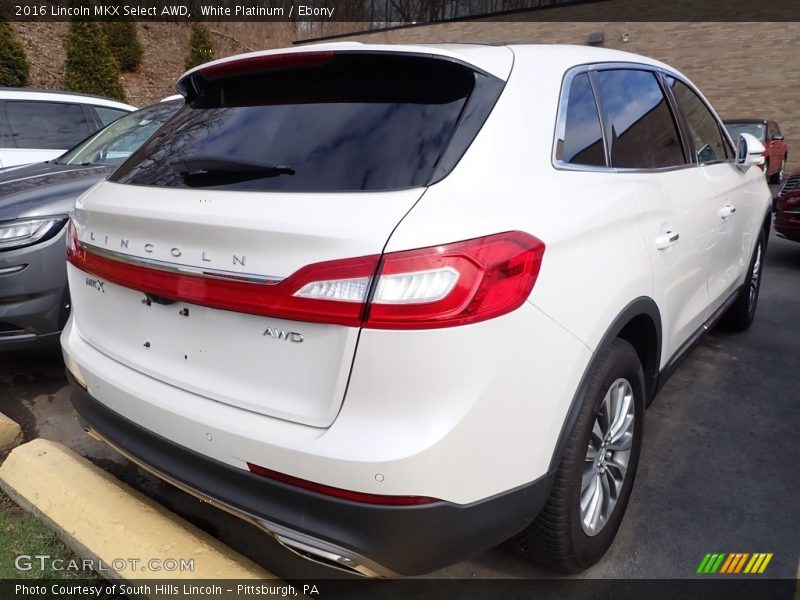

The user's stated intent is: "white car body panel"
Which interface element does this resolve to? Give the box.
[71,182,427,427]
[0,89,134,108]
[68,266,360,428]
[631,170,718,359]
[388,45,656,360]
[0,148,65,168]
[704,162,766,303]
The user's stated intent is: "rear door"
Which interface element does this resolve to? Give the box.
[591,67,718,358]
[664,76,760,307]
[67,50,510,428]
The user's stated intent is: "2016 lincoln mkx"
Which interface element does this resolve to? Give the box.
[61,43,771,576]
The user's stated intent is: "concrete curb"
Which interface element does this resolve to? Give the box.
[0,411,23,452]
[0,439,278,584]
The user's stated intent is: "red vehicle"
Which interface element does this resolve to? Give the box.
[725,119,788,183]
[775,170,800,242]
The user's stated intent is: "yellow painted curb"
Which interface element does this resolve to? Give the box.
[0,439,278,583]
[0,411,23,452]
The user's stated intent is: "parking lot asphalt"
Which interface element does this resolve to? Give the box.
[1,230,798,584]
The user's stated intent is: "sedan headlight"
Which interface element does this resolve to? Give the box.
[0,217,68,251]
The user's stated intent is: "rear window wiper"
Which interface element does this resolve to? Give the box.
[171,156,295,177]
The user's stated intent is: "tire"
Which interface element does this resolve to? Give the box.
[722,230,765,331]
[508,338,645,572]
[768,155,786,184]
[763,159,770,180]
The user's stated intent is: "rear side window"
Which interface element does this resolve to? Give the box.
[112,54,502,192]
[4,101,91,149]
[95,107,130,127]
[666,77,732,162]
[593,70,685,169]
[557,73,605,167]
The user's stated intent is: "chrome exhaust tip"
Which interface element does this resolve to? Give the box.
[251,516,392,577]
[274,535,379,577]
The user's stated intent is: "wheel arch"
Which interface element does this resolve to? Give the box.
[547,297,661,472]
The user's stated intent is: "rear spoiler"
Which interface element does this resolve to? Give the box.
[176,45,511,101]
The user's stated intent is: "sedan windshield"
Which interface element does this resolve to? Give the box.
[54,101,182,167]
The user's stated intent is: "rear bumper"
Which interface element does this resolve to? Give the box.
[67,370,554,576]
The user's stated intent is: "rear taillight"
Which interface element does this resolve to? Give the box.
[68,224,544,329]
[368,231,544,329]
[67,221,377,327]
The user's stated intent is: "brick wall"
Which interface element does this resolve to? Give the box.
[309,21,800,173]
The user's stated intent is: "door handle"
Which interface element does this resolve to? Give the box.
[655,231,680,250]
[719,204,737,219]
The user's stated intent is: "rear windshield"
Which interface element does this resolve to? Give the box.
[111,54,501,192]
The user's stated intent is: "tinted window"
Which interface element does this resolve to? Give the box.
[594,70,684,169]
[112,55,491,192]
[4,101,91,149]
[95,107,130,127]
[558,73,605,166]
[667,77,731,162]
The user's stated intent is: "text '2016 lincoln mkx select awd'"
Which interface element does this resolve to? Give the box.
[61,43,771,577]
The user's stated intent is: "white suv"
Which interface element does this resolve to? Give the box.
[0,89,135,168]
[61,43,771,576]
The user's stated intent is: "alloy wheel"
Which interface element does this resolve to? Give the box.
[580,378,635,536]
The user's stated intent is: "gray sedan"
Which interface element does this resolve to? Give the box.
[0,100,181,350]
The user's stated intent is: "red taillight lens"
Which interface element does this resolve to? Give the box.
[68,228,544,329]
[198,51,334,80]
[67,236,378,327]
[365,231,545,329]
[247,463,439,506]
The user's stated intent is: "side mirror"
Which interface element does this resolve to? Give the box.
[772,134,785,141]
[736,132,766,171]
